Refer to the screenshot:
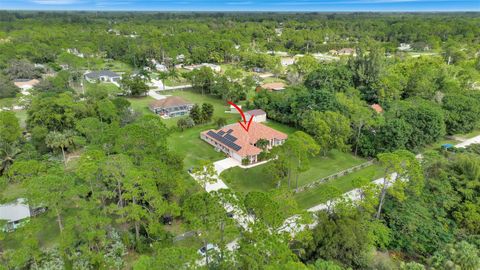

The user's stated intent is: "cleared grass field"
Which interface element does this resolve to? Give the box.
[221,149,367,194]
[168,123,226,169]
[294,164,385,209]
[126,96,156,116]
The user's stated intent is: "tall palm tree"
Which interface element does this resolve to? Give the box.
[0,143,21,176]
[45,130,76,166]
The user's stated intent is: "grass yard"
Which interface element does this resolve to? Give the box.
[99,59,133,73]
[261,77,286,84]
[457,129,480,139]
[163,77,189,87]
[0,183,26,202]
[221,149,367,194]
[168,124,226,169]
[14,110,27,128]
[126,96,156,116]
[0,97,15,108]
[85,82,122,95]
[294,164,385,209]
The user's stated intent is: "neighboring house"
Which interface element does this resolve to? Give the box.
[183,63,221,72]
[371,103,383,114]
[84,70,121,83]
[148,96,194,118]
[398,43,412,51]
[252,67,266,73]
[176,54,185,62]
[329,49,338,55]
[260,82,286,91]
[338,48,356,56]
[155,64,168,72]
[281,57,295,67]
[275,28,283,36]
[66,48,84,58]
[201,122,288,164]
[244,109,267,123]
[14,79,40,95]
[150,59,168,72]
[0,199,31,231]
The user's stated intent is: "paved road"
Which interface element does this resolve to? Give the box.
[148,89,167,100]
[189,158,253,230]
[148,79,192,92]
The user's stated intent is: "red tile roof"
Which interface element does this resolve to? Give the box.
[371,103,383,113]
[201,122,287,157]
[261,82,285,91]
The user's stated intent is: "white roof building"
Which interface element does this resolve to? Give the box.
[183,63,221,73]
[281,57,295,67]
[0,199,31,231]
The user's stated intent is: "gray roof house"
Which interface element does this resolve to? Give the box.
[84,70,121,83]
[149,96,194,118]
[0,199,31,231]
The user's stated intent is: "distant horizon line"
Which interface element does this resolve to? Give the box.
[1,10,479,13]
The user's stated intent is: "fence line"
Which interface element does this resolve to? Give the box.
[294,160,375,193]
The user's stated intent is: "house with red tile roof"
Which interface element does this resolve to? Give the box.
[201,122,288,164]
[370,103,383,113]
[260,82,285,91]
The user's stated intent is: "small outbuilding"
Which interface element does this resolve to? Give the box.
[244,109,267,123]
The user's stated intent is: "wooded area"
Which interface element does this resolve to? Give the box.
[0,11,479,269]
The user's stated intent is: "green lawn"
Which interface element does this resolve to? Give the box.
[261,77,286,84]
[221,150,367,194]
[457,129,480,139]
[163,77,189,87]
[168,124,226,169]
[14,110,27,128]
[0,97,15,108]
[294,164,385,209]
[0,183,26,203]
[99,59,133,73]
[85,82,122,95]
[126,96,156,116]
[263,121,298,135]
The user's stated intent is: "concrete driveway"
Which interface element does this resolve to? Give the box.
[213,158,240,174]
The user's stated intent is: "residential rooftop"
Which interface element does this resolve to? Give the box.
[149,96,193,110]
[201,122,287,158]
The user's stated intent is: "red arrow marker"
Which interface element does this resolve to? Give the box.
[227,101,254,132]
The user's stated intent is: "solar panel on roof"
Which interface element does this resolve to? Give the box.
[224,134,237,142]
[218,130,225,135]
[207,130,242,151]
[226,129,233,134]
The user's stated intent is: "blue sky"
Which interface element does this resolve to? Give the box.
[1,0,479,11]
